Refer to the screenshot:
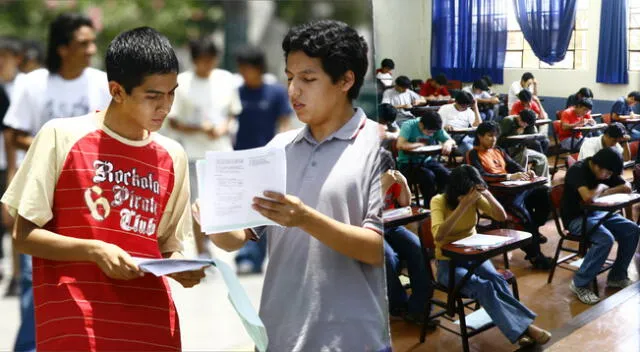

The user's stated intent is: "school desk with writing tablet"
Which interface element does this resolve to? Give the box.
[534,118,552,126]
[448,127,477,136]
[441,229,532,314]
[406,144,444,155]
[383,206,430,228]
[504,133,547,141]
[489,177,548,192]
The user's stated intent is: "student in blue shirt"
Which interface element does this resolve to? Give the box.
[611,91,640,140]
[396,111,454,208]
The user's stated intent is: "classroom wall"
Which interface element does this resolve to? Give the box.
[373,0,639,107]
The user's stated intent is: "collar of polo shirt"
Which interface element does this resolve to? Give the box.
[293,107,368,145]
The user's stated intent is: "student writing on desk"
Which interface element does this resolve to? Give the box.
[610,91,640,140]
[578,122,631,162]
[439,91,481,156]
[380,150,432,326]
[419,73,451,101]
[562,148,640,305]
[498,109,550,181]
[431,165,552,347]
[381,75,426,126]
[467,122,553,269]
[559,98,597,151]
[396,111,455,208]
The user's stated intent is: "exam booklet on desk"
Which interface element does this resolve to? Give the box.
[196,145,287,233]
[132,257,268,351]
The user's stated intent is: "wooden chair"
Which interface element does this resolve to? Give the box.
[417,218,519,352]
[546,184,615,294]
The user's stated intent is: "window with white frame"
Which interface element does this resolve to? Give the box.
[629,0,640,70]
[504,0,588,70]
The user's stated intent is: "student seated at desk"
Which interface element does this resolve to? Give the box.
[559,98,596,150]
[562,148,640,304]
[566,87,593,108]
[611,91,640,140]
[510,89,549,136]
[463,79,500,121]
[467,122,553,269]
[376,58,395,88]
[431,165,552,347]
[382,75,426,126]
[439,91,482,156]
[380,150,433,326]
[419,73,450,100]
[498,110,550,181]
[578,122,630,161]
[396,111,454,208]
[507,72,540,111]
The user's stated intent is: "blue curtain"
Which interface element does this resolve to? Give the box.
[513,0,577,64]
[431,0,508,83]
[596,0,628,84]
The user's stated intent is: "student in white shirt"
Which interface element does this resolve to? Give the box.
[578,122,630,161]
[508,72,540,110]
[381,75,425,126]
[438,90,481,156]
[167,37,242,258]
[463,79,499,121]
[376,58,395,87]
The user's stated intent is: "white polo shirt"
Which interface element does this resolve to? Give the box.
[578,136,623,160]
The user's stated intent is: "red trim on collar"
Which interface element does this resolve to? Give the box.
[349,117,367,140]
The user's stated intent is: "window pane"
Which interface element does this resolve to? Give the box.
[631,12,640,29]
[575,10,588,29]
[631,0,640,9]
[576,0,589,10]
[568,31,575,50]
[540,51,574,69]
[504,51,523,68]
[523,50,538,68]
[630,51,640,71]
[574,50,587,70]
[523,39,532,51]
[507,31,524,50]
[574,30,587,50]
[630,29,640,50]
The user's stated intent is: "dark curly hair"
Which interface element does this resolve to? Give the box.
[282,19,368,101]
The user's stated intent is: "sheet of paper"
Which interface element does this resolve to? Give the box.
[412,145,441,153]
[451,233,510,248]
[499,180,530,186]
[134,257,212,276]
[198,146,287,233]
[454,308,493,329]
[132,257,268,351]
[593,193,639,204]
[382,206,413,221]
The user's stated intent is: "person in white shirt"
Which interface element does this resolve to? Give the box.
[381,75,425,126]
[438,90,481,155]
[376,58,395,87]
[578,122,630,161]
[508,72,540,110]
[167,37,242,259]
[2,13,111,351]
[463,79,500,121]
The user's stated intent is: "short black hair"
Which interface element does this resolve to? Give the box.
[381,58,394,69]
[455,90,474,105]
[518,109,537,126]
[434,73,448,86]
[378,103,397,123]
[189,37,218,61]
[282,19,368,101]
[591,147,623,175]
[577,87,593,99]
[481,75,493,87]
[575,98,593,110]
[521,72,534,82]
[419,111,443,130]
[628,91,640,102]
[604,122,626,139]
[46,12,94,73]
[445,165,487,210]
[472,79,489,92]
[105,27,179,94]
[395,75,411,88]
[235,45,266,72]
[474,121,500,146]
[0,36,23,55]
[517,89,533,102]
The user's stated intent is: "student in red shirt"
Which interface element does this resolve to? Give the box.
[419,73,450,100]
[559,98,596,150]
[510,89,548,120]
[1,27,205,351]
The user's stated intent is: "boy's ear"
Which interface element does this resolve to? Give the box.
[109,81,126,103]
[340,70,355,95]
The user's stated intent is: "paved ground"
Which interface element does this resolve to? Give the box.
[0,235,264,351]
